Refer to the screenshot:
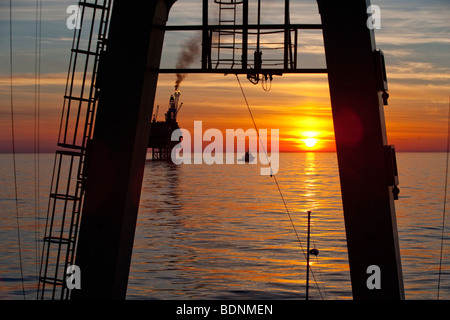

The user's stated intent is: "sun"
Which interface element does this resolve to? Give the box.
[304,138,318,148]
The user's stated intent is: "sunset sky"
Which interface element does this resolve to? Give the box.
[0,0,449,153]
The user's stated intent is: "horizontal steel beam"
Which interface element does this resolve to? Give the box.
[155,68,327,74]
[162,24,322,31]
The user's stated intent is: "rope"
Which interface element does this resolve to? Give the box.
[34,0,43,294]
[235,74,324,299]
[437,96,450,300]
[9,0,26,299]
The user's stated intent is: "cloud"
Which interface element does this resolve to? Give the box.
[375,0,450,46]
[0,72,71,88]
[0,0,73,22]
[387,61,450,81]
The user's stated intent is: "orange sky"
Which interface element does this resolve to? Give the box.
[154,73,336,153]
[155,71,449,153]
[0,1,449,153]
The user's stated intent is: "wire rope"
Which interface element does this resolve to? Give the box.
[33,0,43,290]
[235,74,324,299]
[9,0,26,299]
[437,96,450,300]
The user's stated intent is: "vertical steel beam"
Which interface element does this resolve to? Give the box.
[284,0,290,69]
[317,0,404,299]
[242,0,248,70]
[202,0,208,70]
[306,210,311,300]
[71,0,176,300]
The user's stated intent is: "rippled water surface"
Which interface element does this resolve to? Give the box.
[0,153,449,299]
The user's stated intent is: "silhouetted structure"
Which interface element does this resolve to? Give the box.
[148,89,182,160]
[39,0,404,301]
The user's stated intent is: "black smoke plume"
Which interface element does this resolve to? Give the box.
[175,35,201,90]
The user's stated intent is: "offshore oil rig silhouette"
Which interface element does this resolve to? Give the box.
[148,88,182,160]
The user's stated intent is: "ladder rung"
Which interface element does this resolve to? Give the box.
[39,276,65,286]
[57,143,83,150]
[71,48,99,56]
[64,95,95,103]
[211,43,241,46]
[43,236,74,245]
[78,1,107,10]
[56,149,82,157]
[50,193,80,201]
[215,0,244,3]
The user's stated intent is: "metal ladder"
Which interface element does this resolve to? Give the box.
[37,0,112,300]
[214,0,243,68]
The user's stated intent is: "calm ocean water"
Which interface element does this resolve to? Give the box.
[0,152,449,300]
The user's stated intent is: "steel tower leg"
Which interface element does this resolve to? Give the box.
[71,0,176,300]
[317,0,404,299]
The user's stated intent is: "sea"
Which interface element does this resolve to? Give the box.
[0,152,449,300]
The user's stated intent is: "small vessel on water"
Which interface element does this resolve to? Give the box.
[239,151,255,163]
